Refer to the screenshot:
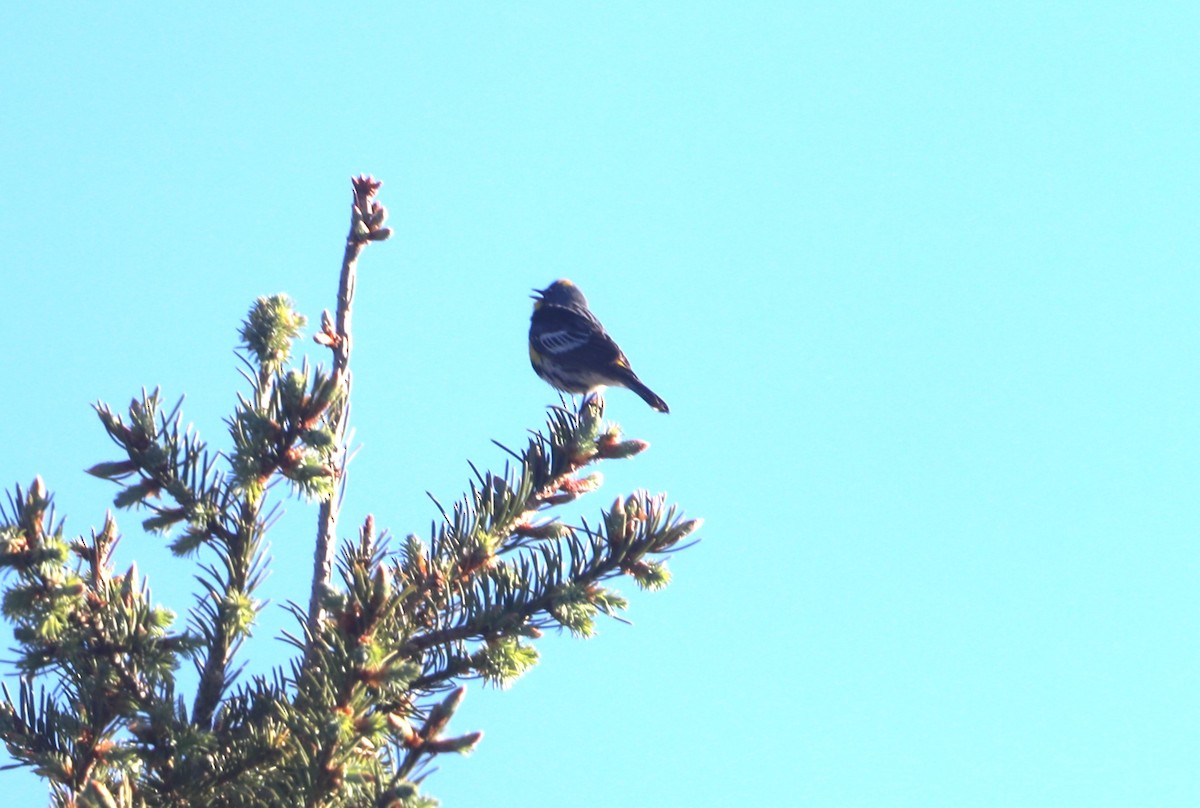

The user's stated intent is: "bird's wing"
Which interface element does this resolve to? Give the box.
[532,306,620,361]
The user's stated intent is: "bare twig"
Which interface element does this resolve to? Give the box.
[307,176,392,641]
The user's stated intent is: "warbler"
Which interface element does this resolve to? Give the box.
[529,279,669,413]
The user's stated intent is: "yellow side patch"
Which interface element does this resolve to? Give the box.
[614,356,629,368]
[529,345,542,363]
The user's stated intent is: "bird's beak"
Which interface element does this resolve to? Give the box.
[530,288,544,299]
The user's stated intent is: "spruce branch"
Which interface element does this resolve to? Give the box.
[275,516,431,806]
[388,398,701,693]
[308,175,392,642]
[0,480,192,803]
[87,295,341,732]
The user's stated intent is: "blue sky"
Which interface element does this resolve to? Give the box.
[2,3,1197,805]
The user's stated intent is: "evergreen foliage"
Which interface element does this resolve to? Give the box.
[0,178,698,806]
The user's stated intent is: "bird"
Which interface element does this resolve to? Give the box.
[528,279,669,413]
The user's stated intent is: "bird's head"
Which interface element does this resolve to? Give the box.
[531,278,589,310]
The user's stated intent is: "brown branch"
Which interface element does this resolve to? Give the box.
[307,176,391,642]
[409,664,471,692]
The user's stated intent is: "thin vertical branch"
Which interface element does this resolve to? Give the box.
[307,176,392,641]
[193,499,260,727]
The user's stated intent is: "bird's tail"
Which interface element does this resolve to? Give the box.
[618,371,670,413]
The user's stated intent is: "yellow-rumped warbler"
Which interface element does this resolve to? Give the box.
[528,279,669,413]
